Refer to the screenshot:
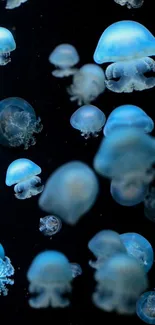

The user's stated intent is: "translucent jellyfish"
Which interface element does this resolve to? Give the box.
[88,230,126,269]
[39,215,62,238]
[70,104,106,139]
[0,244,14,296]
[144,187,155,223]
[120,233,154,272]
[0,97,43,150]
[92,253,148,314]
[93,21,155,93]
[0,244,5,260]
[49,44,79,78]
[136,291,155,324]
[67,64,105,105]
[5,0,28,9]
[27,250,73,308]
[70,263,82,278]
[114,0,144,9]
[39,161,99,225]
[5,158,44,200]
[0,27,16,65]
[103,105,154,137]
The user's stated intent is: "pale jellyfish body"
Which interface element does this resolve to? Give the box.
[0,27,16,65]
[5,0,28,9]
[70,263,82,278]
[0,243,14,296]
[39,215,62,237]
[114,0,144,8]
[137,291,155,324]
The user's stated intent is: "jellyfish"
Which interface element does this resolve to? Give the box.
[0,97,43,150]
[67,64,105,105]
[103,105,154,137]
[70,263,82,278]
[88,230,126,269]
[0,244,14,296]
[93,21,155,93]
[5,158,44,200]
[39,161,99,225]
[144,186,155,223]
[5,0,28,9]
[114,0,144,9]
[49,44,79,77]
[120,233,154,272]
[39,215,62,238]
[136,291,155,324]
[0,27,16,65]
[27,250,73,308]
[92,253,148,314]
[70,105,106,139]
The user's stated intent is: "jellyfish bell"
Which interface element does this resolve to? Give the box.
[5,0,28,9]
[0,27,16,65]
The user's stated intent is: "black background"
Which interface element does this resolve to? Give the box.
[0,0,154,322]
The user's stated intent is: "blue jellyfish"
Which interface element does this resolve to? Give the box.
[143,186,155,223]
[27,250,73,308]
[0,243,14,296]
[93,21,155,93]
[49,44,79,77]
[92,253,148,314]
[5,158,44,199]
[39,215,62,238]
[103,105,154,137]
[0,27,16,65]
[114,0,144,8]
[70,104,106,139]
[88,230,126,269]
[67,64,105,105]
[136,291,155,324]
[0,244,5,260]
[70,263,82,278]
[0,97,43,150]
[120,233,154,272]
[39,161,99,225]
[5,0,28,9]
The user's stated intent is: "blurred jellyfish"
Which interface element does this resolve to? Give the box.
[39,161,99,225]
[120,233,154,272]
[5,0,28,9]
[114,0,144,8]
[103,105,154,137]
[136,291,155,324]
[92,253,148,314]
[0,243,14,296]
[0,27,16,65]
[39,215,62,238]
[88,230,126,269]
[144,186,155,222]
[0,244,5,260]
[93,21,155,93]
[5,158,44,199]
[27,250,72,308]
[70,263,82,278]
[67,64,105,105]
[49,44,79,77]
[70,104,106,139]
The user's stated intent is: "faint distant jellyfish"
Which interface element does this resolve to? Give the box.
[70,263,82,278]
[88,230,126,269]
[27,250,73,308]
[70,104,106,139]
[39,161,99,225]
[92,253,148,314]
[0,27,16,65]
[39,215,62,238]
[5,0,28,9]
[93,21,155,93]
[0,97,43,150]
[49,44,79,78]
[114,0,144,9]
[0,244,14,296]
[103,105,154,137]
[144,187,155,222]
[5,158,44,199]
[136,291,155,324]
[67,64,105,105]
[120,233,154,272]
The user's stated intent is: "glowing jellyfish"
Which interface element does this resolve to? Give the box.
[5,0,28,9]
[67,64,105,105]
[70,263,82,278]
[70,104,106,139]
[114,0,144,8]
[39,161,99,225]
[92,253,148,314]
[27,250,72,308]
[120,233,154,272]
[0,244,14,296]
[103,105,154,137]
[88,230,126,269]
[39,215,62,238]
[5,158,44,200]
[144,187,155,223]
[93,21,155,93]
[136,291,155,324]
[0,27,16,65]
[49,44,79,78]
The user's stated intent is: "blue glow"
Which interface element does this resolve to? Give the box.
[136,291,155,324]
[0,27,16,65]
[0,244,5,260]
[5,0,28,9]
[39,215,62,237]
[0,252,14,296]
[114,0,144,8]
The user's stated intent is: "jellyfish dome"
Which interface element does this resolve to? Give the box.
[0,27,16,65]
[5,0,28,9]
[136,291,155,324]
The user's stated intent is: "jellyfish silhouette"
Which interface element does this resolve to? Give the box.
[136,291,155,324]
[5,0,28,9]
[0,27,16,65]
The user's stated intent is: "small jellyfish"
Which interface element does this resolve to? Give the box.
[5,0,28,9]
[39,161,99,225]
[0,244,14,296]
[93,21,155,93]
[49,44,79,77]
[136,291,155,324]
[0,27,16,65]
[0,244,5,260]
[70,104,106,139]
[39,215,62,238]
[144,187,155,222]
[5,158,44,200]
[114,0,144,9]
[120,233,154,272]
[92,253,148,314]
[70,263,82,278]
[27,250,73,308]
[67,64,105,105]
[103,105,154,137]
